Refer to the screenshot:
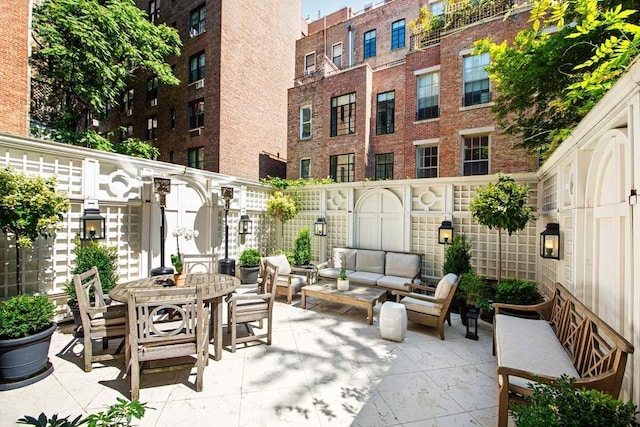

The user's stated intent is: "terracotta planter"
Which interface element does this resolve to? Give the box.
[0,323,56,389]
[173,274,186,286]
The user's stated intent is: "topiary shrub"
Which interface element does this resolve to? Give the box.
[66,239,119,303]
[495,278,544,306]
[293,227,312,266]
[239,248,261,268]
[0,294,55,339]
[442,234,472,276]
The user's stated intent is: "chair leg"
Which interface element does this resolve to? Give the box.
[83,334,93,372]
[267,316,272,346]
[130,359,140,401]
[231,309,237,353]
[288,287,292,304]
[102,338,109,350]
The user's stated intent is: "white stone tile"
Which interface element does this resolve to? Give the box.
[152,394,241,426]
[239,387,321,426]
[425,365,498,411]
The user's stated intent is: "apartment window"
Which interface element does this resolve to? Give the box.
[391,20,405,50]
[375,153,394,180]
[189,51,205,83]
[188,147,204,169]
[148,0,159,23]
[304,52,315,76]
[190,5,206,37]
[431,1,445,16]
[120,125,134,142]
[376,91,395,135]
[169,108,176,130]
[300,106,311,139]
[416,145,438,178]
[188,99,204,129]
[330,92,356,136]
[463,135,489,175]
[329,153,355,183]
[463,52,490,106]
[146,76,158,102]
[300,158,310,179]
[146,116,158,140]
[364,30,376,59]
[417,72,439,120]
[169,151,174,162]
[120,88,134,114]
[332,43,343,68]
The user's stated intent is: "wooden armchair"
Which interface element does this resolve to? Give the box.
[260,254,310,304]
[73,266,126,372]
[226,261,279,352]
[182,254,218,273]
[127,286,209,401]
[392,273,460,340]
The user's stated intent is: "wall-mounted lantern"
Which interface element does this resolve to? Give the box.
[81,200,105,240]
[314,217,327,236]
[540,222,560,259]
[438,220,454,244]
[239,214,252,235]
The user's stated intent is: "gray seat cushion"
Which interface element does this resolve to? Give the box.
[355,250,385,274]
[376,275,412,290]
[384,252,421,279]
[348,271,384,286]
[318,267,355,279]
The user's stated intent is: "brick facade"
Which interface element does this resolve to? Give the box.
[0,2,30,136]
[287,0,537,181]
[112,0,301,181]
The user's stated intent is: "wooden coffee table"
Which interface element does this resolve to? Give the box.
[301,280,386,325]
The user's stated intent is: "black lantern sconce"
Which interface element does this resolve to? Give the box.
[314,217,327,237]
[239,214,252,235]
[540,222,560,259]
[465,308,479,340]
[81,200,105,240]
[438,220,454,244]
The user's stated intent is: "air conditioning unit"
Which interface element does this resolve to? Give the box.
[91,119,100,127]
[149,98,158,107]
[189,28,198,38]
[304,70,315,76]
[190,128,201,137]
[127,108,133,116]
[195,79,204,90]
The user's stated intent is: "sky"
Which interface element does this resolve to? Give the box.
[301,0,376,21]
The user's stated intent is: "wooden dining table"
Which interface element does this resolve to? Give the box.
[109,273,239,361]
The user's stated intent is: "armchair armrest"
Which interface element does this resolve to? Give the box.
[315,261,331,270]
[403,282,436,293]
[493,298,553,315]
[288,268,312,282]
[226,292,270,303]
[392,290,447,305]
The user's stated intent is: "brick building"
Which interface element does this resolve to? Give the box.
[111,1,303,181]
[287,0,537,181]
[0,2,30,136]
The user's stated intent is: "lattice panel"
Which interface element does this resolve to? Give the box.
[297,188,321,211]
[326,212,349,255]
[410,215,443,278]
[563,214,573,287]
[411,183,449,213]
[542,174,557,212]
[1,152,84,197]
[326,188,349,211]
[245,187,271,213]
[453,183,478,212]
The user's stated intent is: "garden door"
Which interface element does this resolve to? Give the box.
[354,188,405,251]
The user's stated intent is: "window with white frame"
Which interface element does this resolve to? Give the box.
[376,91,395,135]
[190,5,206,37]
[330,92,356,136]
[304,52,315,75]
[416,145,438,178]
[417,72,439,120]
[391,19,405,50]
[463,52,490,106]
[462,135,489,175]
[332,43,343,68]
[329,153,355,182]
[300,158,310,179]
[300,106,311,139]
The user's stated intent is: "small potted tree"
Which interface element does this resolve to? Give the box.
[0,293,56,388]
[458,271,491,325]
[239,248,262,284]
[293,227,312,268]
[442,234,473,316]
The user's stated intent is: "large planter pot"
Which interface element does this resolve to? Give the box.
[239,266,260,284]
[0,323,56,389]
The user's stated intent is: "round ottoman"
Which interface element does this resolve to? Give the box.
[379,301,407,342]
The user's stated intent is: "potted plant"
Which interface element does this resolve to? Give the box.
[336,252,349,291]
[0,293,56,389]
[458,271,491,325]
[239,248,262,284]
[293,227,312,268]
[0,166,70,295]
[494,278,544,319]
[266,190,300,238]
[442,234,472,315]
[171,227,199,284]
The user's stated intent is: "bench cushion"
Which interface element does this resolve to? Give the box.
[384,252,421,279]
[332,248,357,270]
[348,271,384,286]
[355,250,385,274]
[376,275,412,290]
[400,295,440,316]
[495,314,579,390]
[317,267,355,279]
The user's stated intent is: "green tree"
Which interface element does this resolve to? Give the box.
[31,0,181,158]
[475,0,640,158]
[469,174,533,281]
[266,191,301,238]
[0,167,70,294]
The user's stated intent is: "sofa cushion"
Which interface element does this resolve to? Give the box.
[495,314,579,390]
[434,273,458,301]
[401,295,440,316]
[332,248,357,271]
[263,254,291,275]
[355,250,385,274]
[348,271,384,286]
[384,252,421,279]
[277,274,306,289]
[376,275,413,291]
[318,267,355,279]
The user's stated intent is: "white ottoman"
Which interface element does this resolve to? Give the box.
[379,301,407,342]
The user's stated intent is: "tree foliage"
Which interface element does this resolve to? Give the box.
[475,0,640,158]
[31,0,181,158]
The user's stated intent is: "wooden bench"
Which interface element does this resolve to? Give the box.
[493,283,634,427]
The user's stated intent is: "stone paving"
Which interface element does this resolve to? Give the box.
[0,295,502,426]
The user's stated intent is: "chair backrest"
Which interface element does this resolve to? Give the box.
[261,261,280,297]
[182,254,218,273]
[73,266,107,321]
[127,286,203,347]
[261,254,291,275]
[434,273,459,301]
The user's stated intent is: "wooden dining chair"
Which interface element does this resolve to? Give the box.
[73,266,126,372]
[181,254,218,274]
[226,261,279,352]
[127,286,209,401]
